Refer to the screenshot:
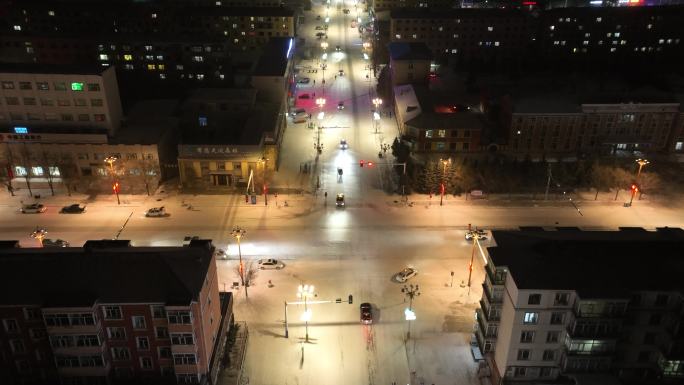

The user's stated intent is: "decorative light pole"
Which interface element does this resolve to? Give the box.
[401,284,420,340]
[297,284,316,342]
[635,158,649,179]
[258,157,269,206]
[372,98,382,133]
[30,227,48,247]
[104,156,120,205]
[231,227,246,288]
[439,158,451,206]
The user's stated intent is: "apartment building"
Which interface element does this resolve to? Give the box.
[0,64,123,136]
[389,8,534,66]
[387,42,432,86]
[373,0,456,12]
[476,228,684,384]
[0,239,233,385]
[394,84,483,154]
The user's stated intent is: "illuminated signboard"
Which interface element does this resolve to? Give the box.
[13,127,28,134]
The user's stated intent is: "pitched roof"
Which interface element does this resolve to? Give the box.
[488,228,684,298]
[0,241,215,307]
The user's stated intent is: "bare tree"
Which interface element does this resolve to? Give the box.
[40,149,60,196]
[56,157,80,196]
[0,147,15,196]
[18,145,34,197]
[589,162,614,200]
[139,158,161,196]
[610,167,632,201]
[637,171,662,200]
[232,260,259,299]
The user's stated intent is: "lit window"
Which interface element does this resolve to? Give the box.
[232,23,238,28]
[176,65,184,70]
[659,39,665,44]
[31,167,44,176]
[198,116,208,127]
[523,312,538,324]
[596,17,602,22]
[124,54,133,61]
[549,25,555,31]
[620,40,626,45]
[48,10,55,16]
[70,83,84,91]
[151,13,157,19]
[487,26,493,32]
[610,47,616,52]
[99,54,109,61]
[412,34,417,39]
[425,130,433,138]
[192,56,204,63]
[583,41,589,45]
[156,55,163,60]
[13,25,21,31]
[241,31,246,36]
[585,33,590,38]
[158,64,165,70]
[124,64,134,70]
[147,64,156,70]
[233,38,239,43]
[145,55,154,61]
[197,74,204,80]
[614,32,620,38]
[494,41,500,47]
[159,73,166,79]
[144,45,153,51]
[451,49,457,53]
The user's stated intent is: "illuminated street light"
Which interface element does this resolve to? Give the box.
[316,97,326,109]
[321,41,329,50]
[363,42,371,50]
[401,284,420,340]
[258,157,269,206]
[372,97,382,109]
[635,158,649,179]
[439,158,451,206]
[104,156,121,205]
[231,227,247,296]
[30,227,48,247]
[297,284,316,342]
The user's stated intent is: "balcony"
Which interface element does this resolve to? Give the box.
[482,284,502,305]
[479,300,500,322]
[168,323,195,333]
[476,308,498,338]
[46,322,101,335]
[485,266,506,286]
[57,361,111,377]
[53,343,106,356]
[566,324,621,340]
[171,343,199,355]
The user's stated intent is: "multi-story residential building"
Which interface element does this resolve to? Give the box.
[0,1,295,86]
[394,84,483,155]
[0,239,233,385]
[504,89,680,160]
[177,88,284,190]
[374,0,456,13]
[389,8,534,66]
[387,42,432,86]
[0,64,123,136]
[476,227,684,384]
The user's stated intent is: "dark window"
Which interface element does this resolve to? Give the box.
[655,294,668,307]
[643,332,655,344]
[550,312,564,325]
[649,314,662,326]
[528,294,542,305]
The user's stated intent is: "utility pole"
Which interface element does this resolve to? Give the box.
[401,284,420,340]
[231,227,248,298]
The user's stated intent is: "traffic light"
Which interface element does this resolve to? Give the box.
[630,183,639,193]
[359,160,365,167]
[440,183,445,194]
[112,182,120,193]
[348,294,353,304]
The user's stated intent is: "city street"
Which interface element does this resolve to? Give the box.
[1,2,684,385]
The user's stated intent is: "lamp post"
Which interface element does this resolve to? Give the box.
[297,284,316,342]
[258,157,269,206]
[439,158,451,206]
[231,227,246,289]
[372,98,382,133]
[635,158,649,179]
[104,156,120,205]
[401,284,420,340]
[30,227,47,247]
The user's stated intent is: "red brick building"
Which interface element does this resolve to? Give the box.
[0,239,232,385]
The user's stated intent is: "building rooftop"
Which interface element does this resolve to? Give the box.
[253,37,295,77]
[487,228,684,299]
[0,240,216,307]
[111,99,180,145]
[390,8,526,19]
[388,42,432,61]
[397,85,485,130]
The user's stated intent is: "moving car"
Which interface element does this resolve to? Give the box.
[43,239,70,248]
[339,139,348,149]
[21,204,46,214]
[60,204,86,214]
[335,45,341,51]
[465,229,487,241]
[396,267,418,282]
[258,259,285,270]
[316,15,321,20]
[337,101,344,110]
[360,303,372,324]
[145,207,167,217]
[338,69,344,76]
[335,193,345,207]
[315,26,325,30]
[293,108,308,123]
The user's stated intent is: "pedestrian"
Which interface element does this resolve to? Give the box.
[325,191,328,198]
[313,79,316,85]
[313,92,315,97]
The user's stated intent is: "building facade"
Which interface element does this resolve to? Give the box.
[476,228,684,384]
[0,64,123,136]
[387,42,432,86]
[0,239,232,385]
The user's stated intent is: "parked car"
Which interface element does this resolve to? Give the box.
[337,101,345,110]
[21,204,46,214]
[315,26,325,30]
[60,204,86,214]
[182,235,200,247]
[465,229,488,241]
[316,15,321,20]
[396,267,417,282]
[316,32,326,38]
[360,303,373,324]
[340,139,348,149]
[43,239,69,248]
[335,45,341,51]
[298,93,311,99]
[293,108,308,123]
[343,9,350,14]
[338,69,344,76]
[258,259,285,270]
[145,207,167,217]
[297,77,311,84]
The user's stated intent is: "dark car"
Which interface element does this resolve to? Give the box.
[60,204,86,214]
[360,303,372,324]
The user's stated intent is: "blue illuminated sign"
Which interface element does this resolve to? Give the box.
[13,127,28,134]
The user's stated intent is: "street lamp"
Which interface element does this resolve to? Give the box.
[231,227,246,290]
[439,158,451,206]
[30,227,47,247]
[320,41,328,50]
[104,156,120,205]
[258,157,269,206]
[635,158,649,179]
[297,284,316,342]
[363,42,371,50]
[401,284,420,340]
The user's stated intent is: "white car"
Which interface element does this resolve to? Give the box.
[21,204,46,214]
[43,239,70,248]
[337,101,344,110]
[145,207,167,217]
[336,193,345,207]
[258,259,284,270]
[339,139,348,149]
[396,267,417,282]
[465,229,488,241]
